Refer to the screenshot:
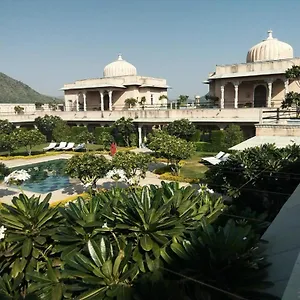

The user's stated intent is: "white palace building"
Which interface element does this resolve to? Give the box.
[61,54,169,112]
[205,30,300,109]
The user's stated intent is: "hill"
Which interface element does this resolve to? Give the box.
[0,72,61,104]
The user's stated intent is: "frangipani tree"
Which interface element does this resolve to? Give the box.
[65,153,111,190]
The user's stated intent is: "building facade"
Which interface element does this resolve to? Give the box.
[62,55,169,112]
[205,31,300,109]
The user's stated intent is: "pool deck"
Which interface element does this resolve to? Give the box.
[0,153,189,205]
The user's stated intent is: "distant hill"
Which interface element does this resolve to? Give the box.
[0,72,62,104]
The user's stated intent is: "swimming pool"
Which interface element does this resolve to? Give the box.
[12,159,72,193]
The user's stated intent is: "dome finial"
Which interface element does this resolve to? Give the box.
[267,30,273,40]
[118,53,123,60]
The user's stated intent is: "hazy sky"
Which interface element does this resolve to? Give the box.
[1,0,300,99]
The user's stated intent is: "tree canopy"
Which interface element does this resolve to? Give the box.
[113,117,136,147]
[165,118,196,141]
[34,115,64,142]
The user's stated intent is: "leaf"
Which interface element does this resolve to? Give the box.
[113,252,123,277]
[170,242,189,260]
[88,240,103,267]
[140,235,153,252]
[101,260,113,279]
[22,238,32,258]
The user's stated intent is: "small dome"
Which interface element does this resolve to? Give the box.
[246,30,293,63]
[103,54,137,77]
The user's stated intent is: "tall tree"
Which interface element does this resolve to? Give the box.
[34,115,64,141]
[0,119,15,134]
[177,95,189,106]
[221,124,244,150]
[112,117,135,147]
[16,129,46,155]
[165,119,196,141]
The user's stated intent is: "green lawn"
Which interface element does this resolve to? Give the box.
[179,152,213,179]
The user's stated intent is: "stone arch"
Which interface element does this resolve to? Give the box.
[253,85,267,107]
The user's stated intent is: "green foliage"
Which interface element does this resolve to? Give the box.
[194,141,213,152]
[0,193,62,296]
[75,130,95,146]
[285,65,300,80]
[34,115,64,142]
[190,129,202,142]
[165,119,196,141]
[206,143,300,221]
[0,183,277,299]
[281,91,300,116]
[0,119,15,134]
[15,129,46,155]
[0,132,19,155]
[14,106,24,114]
[112,151,152,185]
[177,95,189,105]
[0,72,61,104]
[210,130,225,151]
[112,117,135,147]
[96,131,114,150]
[221,124,244,151]
[52,122,72,142]
[0,162,9,179]
[125,97,138,108]
[65,153,111,187]
[70,126,88,138]
[148,131,196,175]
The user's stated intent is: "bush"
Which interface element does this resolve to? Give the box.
[190,129,202,142]
[195,141,213,152]
[210,130,225,151]
[159,172,199,183]
[206,143,300,221]
[0,162,9,179]
[94,126,112,140]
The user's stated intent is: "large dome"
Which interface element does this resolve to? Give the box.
[103,54,137,77]
[246,30,293,63]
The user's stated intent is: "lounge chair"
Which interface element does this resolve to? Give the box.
[54,142,67,150]
[220,153,230,162]
[73,143,86,152]
[202,151,226,165]
[62,142,75,151]
[43,142,56,151]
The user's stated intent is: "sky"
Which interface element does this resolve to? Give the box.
[1,0,300,100]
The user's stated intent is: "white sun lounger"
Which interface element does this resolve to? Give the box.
[62,142,75,151]
[54,142,67,150]
[43,142,57,151]
[202,151,226,165]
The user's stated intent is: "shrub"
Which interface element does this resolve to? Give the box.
[195,141,213,152]
[210,130,225,151]
[190,129,202,142]
[0,162,9,179]
[206,143,300,221]
[159,172,199,183]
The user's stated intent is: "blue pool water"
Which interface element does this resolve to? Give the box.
[12,159,72,193]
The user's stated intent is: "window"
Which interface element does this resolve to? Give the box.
[150,94,154,105]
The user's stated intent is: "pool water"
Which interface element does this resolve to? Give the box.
[12,159,72,193]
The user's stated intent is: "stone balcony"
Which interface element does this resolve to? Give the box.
[0,108,271,125]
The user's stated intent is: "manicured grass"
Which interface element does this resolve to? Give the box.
[180,152,210,179]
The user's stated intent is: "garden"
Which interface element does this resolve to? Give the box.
[1,116,300,299]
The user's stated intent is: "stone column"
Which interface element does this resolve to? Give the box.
[76,93,79,111]
[267,80,273,108]
[233,81,240,109]
[99,91,104,111]
[284,79,289,96]
[109,91,113,111]
[138,126,142,148]
[83,91,87,112]
[220,85,225,109]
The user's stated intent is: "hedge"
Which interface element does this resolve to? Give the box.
[159,172,199,184]
[194,142,213,152]
[210,130,225,151]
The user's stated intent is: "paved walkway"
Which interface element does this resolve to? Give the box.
[0,152,190,205]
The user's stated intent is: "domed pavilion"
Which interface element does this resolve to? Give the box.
[205,30,299,108]
[62,54,168,111]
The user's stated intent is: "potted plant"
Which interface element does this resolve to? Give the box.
[125,97,138,109]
